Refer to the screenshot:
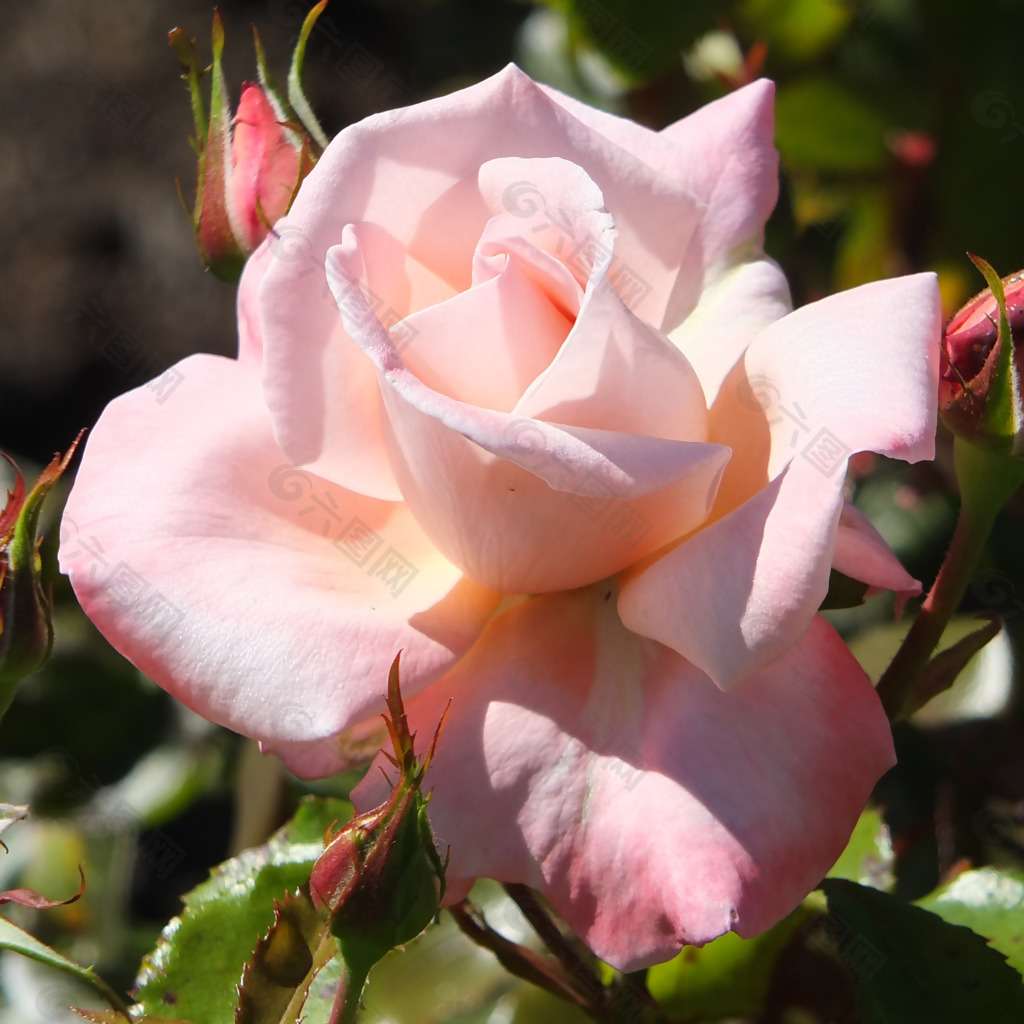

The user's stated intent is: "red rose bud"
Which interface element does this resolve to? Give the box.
[169,5,327,281]
[0,435,82,716]
[309,655,448,980]
[939,257,1024,457]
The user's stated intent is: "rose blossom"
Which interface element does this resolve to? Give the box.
[61,66,939,969]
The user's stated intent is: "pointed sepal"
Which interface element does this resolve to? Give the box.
[309,655,448,983]
[287,1,330,151]
[0,433,83,713]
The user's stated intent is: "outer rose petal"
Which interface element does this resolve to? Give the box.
[621,273,940,687]
[618,459,844,688]
[238,240,275,366]
[745,274,941,478]
[258,64,702,494]
[660,81,778,281]
[833,501,921,605]
[537,80,778,323]
[353,588,894,971]
[59,354,499,761]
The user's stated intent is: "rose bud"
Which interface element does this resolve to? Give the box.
[169,7,325,281]
[0,436,81,712]
[939,257,1024,456]
[228,84,303,252]
[309,657,447,977]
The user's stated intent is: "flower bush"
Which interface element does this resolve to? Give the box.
[60,65,939,970]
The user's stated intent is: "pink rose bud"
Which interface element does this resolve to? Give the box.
[170,7,327,281]
[939,258,1024,456]
[309,657,447,977]
[229,84,302,252]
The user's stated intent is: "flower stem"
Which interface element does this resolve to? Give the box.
[503,883,606,1005]
[877,438,1024,721]
[449,900,593,1011]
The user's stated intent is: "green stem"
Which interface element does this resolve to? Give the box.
[877,438,1024,721]
[328,966,367,1024]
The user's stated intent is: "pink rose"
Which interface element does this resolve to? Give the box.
[61,66,939,969]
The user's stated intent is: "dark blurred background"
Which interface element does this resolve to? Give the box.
[4,0,1024,466]
[3,2,1024,1021]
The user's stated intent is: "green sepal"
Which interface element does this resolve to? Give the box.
[196,11,246,282]
[167,28,209,160]
[0,435,81,717]
[252,26,292,128]
[288,1,330,151]
[968,254,1022,451]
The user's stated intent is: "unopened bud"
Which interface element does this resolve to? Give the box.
[309,655,447,977]
[939,257,1024,457]
[169,4,327,281]
[0,435,82,712]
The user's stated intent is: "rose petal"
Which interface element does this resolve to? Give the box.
[238,241,276,366]
[353,588,894,971]
[668,257,792,406]
[704,273,940,537]
[258,65,701,493]
[400,254,573,411]
[743,274,941,479]
[516,275,710,442]
[833,501,921,604]
[327,246,729,592]
[59,354,499,755]
[618,458,844,688]
[661,80,778,283]
[538,79,778,329]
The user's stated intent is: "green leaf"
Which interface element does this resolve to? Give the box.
[911,615,1002,716]
[775,78,889,173]
[736,0,851,63]
[235,887,329,1024]
[0,916,128,1015]
[847,614,1013,726]
[299,949,347,1024]
[827,808,895,891]
[647,910,806,1021]
[818,878,1024,1023]
[133,796,351,1024]
[916,869,1024,977]
[75,1013,194,1023]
